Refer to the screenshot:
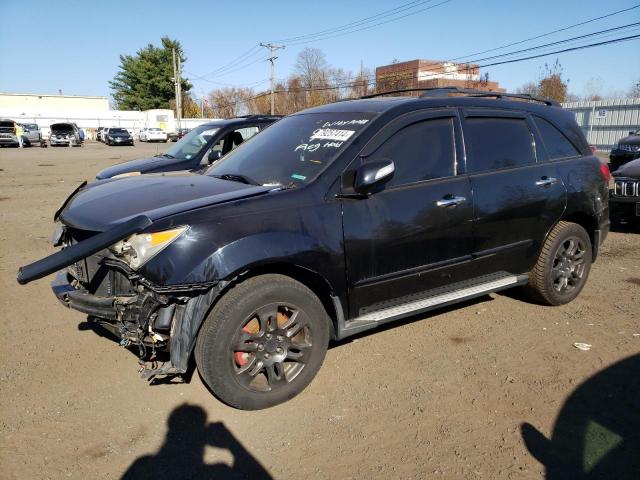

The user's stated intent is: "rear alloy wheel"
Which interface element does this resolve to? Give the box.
[527,221,592,305]
[195,274,329,410]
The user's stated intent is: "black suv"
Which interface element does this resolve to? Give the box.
[18,89,610,410]
[96,116,281,179]
[610,158,640,228]
[609,129,640,171]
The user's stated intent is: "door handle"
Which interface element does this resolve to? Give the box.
[535,177,558,187]
[436,196,466,207]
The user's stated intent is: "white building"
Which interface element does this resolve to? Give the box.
[0,92,218,137]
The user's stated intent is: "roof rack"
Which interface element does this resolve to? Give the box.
[232,114,283,119]
[361,87,559,106]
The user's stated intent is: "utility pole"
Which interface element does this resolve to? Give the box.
[172,48,182,130]
[260,42,285,115]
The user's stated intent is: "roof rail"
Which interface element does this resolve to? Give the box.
[361,87,559,106]
[232,114,283,119]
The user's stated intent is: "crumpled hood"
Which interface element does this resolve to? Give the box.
[59,172,272,231]
[96,156,191,179]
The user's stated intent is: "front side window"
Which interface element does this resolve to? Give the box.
[533,116,580,160]
[207,113,376,187]
[368,118,455,188]
[465,117,535,172]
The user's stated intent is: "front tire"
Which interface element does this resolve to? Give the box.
[527,221,592,306]
[195,274,330,410]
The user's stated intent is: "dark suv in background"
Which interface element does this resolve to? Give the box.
[18,88,609,410]
[609,129,640,171]
[610,158,640,228]
[96,115,281,179]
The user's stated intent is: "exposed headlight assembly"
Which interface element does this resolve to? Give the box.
[110,226,187,269]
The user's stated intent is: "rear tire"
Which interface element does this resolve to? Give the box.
[195,274,330,410]
[526,221,592,306]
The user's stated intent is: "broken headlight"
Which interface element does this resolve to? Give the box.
[110,226,188,270]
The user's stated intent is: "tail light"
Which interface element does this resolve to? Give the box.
[589,145,598,155]
[600,162,611,183]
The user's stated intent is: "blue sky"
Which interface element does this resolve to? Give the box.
[1,0,639,101]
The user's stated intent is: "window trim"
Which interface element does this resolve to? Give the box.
[531,115,582,161]
[461,110,537,174]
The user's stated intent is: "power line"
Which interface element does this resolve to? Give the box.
[209,33,639,111]
[283,0,453,46]
[451,3,640,61]
[272,0,437,43]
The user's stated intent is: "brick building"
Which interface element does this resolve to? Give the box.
[376,59,505,94]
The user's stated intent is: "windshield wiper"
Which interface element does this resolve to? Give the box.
[212,174,260,186]
[154,153,175,159]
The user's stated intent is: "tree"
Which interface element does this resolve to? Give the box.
[110,37,192,111]
[207,88,255,118]
[516,59,570,103]
[537,60,568,103]
[630,79,640,98]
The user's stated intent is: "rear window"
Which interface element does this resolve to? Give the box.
[464,117,535,172]
[533,116,580,160]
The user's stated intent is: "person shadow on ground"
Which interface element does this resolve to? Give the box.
[521,353,640,479]
[122,404,273,480]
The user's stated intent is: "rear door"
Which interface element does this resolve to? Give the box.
[341,109,475,316]
[461,109,567,275]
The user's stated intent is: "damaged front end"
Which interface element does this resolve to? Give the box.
[19,217,218,381]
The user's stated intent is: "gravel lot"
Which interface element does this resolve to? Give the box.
[1,142,638,479]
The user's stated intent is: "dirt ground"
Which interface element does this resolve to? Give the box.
[0,142,638,479]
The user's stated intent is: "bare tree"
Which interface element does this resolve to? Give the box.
[630,79,640,98]
[207,88,255,118]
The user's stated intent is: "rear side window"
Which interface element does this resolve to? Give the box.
[465,117,535,172]
[533,116,580,159]
[369,118,455,187]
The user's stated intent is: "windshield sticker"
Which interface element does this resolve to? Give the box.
[310,129,355,142]
[291,173,307,181]
[322,119,369,128]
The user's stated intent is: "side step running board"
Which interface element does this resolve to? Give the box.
[335,273,527,340]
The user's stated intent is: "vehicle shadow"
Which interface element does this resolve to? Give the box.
[121,403,273,480]
[521,353,640,479]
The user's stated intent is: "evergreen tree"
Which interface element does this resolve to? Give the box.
[110,37,192,111]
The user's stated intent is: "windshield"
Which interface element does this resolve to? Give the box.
[149,128,162,132]
[109,128,128,134]
[206,113,375,187]
[164,124,220,160]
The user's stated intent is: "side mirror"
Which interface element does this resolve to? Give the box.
[207,150,222,164]
[354,159,395,195]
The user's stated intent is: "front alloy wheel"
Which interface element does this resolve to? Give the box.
[195,274,329,410]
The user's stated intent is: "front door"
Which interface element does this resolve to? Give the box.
[341,110,474,317]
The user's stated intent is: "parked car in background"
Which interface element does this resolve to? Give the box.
[610,158,640,228]
[177,128,191,139]
[96,115,281,179]
[97,127,110,142]
[21,123,43,147]
[0,119,42,147]
[18,90,609,410]
[49,123,83,147]
[139,128,168,143]
[104,127,134,146]
[609,129,640,171]
[0,119,20,147]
